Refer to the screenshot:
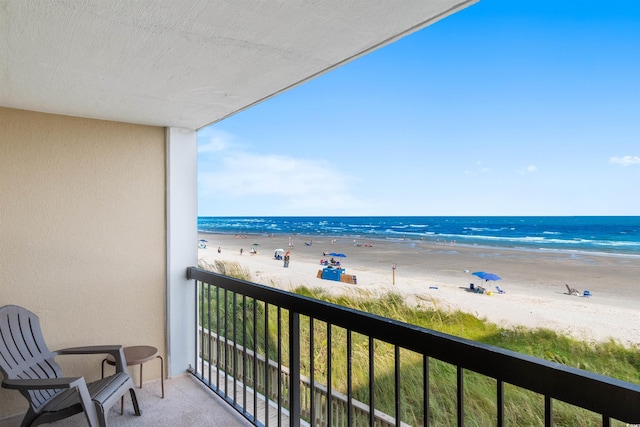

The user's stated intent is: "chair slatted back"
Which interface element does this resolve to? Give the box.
[0,305,64,410]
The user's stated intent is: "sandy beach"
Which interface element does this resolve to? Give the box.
[198,233,640,347]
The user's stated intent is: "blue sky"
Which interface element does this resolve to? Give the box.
[198,0,639,216]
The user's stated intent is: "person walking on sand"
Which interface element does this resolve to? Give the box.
[240,248,243,255]
[284,251,290,268]
[217,246,221,253]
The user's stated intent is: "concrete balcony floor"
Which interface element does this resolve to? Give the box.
[0,375,252,427]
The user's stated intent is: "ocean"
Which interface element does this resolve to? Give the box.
[197,216,640,257]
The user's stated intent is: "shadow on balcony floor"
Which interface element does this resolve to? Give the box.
[0,374,252,427]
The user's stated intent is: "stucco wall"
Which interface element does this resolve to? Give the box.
[0,107,166,419]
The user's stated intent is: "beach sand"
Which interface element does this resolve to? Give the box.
[198,233,640,346]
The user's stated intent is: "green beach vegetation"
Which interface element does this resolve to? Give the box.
[198,261,640,426]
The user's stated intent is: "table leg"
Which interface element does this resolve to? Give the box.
[157,355,164,398]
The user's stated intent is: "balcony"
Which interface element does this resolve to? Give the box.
[1,267,638,427]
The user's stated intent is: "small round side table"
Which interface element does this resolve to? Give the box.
[102,345,164,414]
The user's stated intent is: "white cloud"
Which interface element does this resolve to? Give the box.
[202,152,341,196]
[474,161,490,173]
[517,165,538,175]
[609,155,640,166]
[198,129,232,153]
[199,151,374,214]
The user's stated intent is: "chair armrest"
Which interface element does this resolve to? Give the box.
[2,376,84,390]
[57,345,127,372]
[56,345,123,355]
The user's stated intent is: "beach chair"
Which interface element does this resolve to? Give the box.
[0,305,141,427]
[495,286,506,294]
[565,284,581,296]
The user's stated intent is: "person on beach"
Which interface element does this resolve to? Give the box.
[217,246,221,253]
[240,248,243,255]
[284,252,290,268]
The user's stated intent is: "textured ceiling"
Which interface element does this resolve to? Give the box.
[0,0,476,129]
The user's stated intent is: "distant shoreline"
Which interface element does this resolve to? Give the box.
[198,230,640,260]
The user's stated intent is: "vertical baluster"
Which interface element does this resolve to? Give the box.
[544,396,552,427]
[457,366,464,427]
[207,284,212,385]
[198,281,202,377]
[310,318,315,427]
[277,307,282,427]
[327,324,332,427]
[497,380,504,427]
[395,345,401,427]
[253,298,258,420]
[216,286,221,390]
[224,289,229,397]
[197,281,203,377]
[347,330,352,427]
[602,414,610,427]
[369,337,374,427]
[265,303,269,426]
[242,294,247,413]
[289,311,301,427]
[423,355,429,427]
[232,291,237,404]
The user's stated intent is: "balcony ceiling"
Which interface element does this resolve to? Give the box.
[1,0,476,130]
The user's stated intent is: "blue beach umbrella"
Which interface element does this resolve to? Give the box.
[482,273,501,281]
[472,271,486,279]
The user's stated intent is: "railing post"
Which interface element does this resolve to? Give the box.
[289,311,301,427]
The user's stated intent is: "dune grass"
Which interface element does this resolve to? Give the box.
[198,259,252,281]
